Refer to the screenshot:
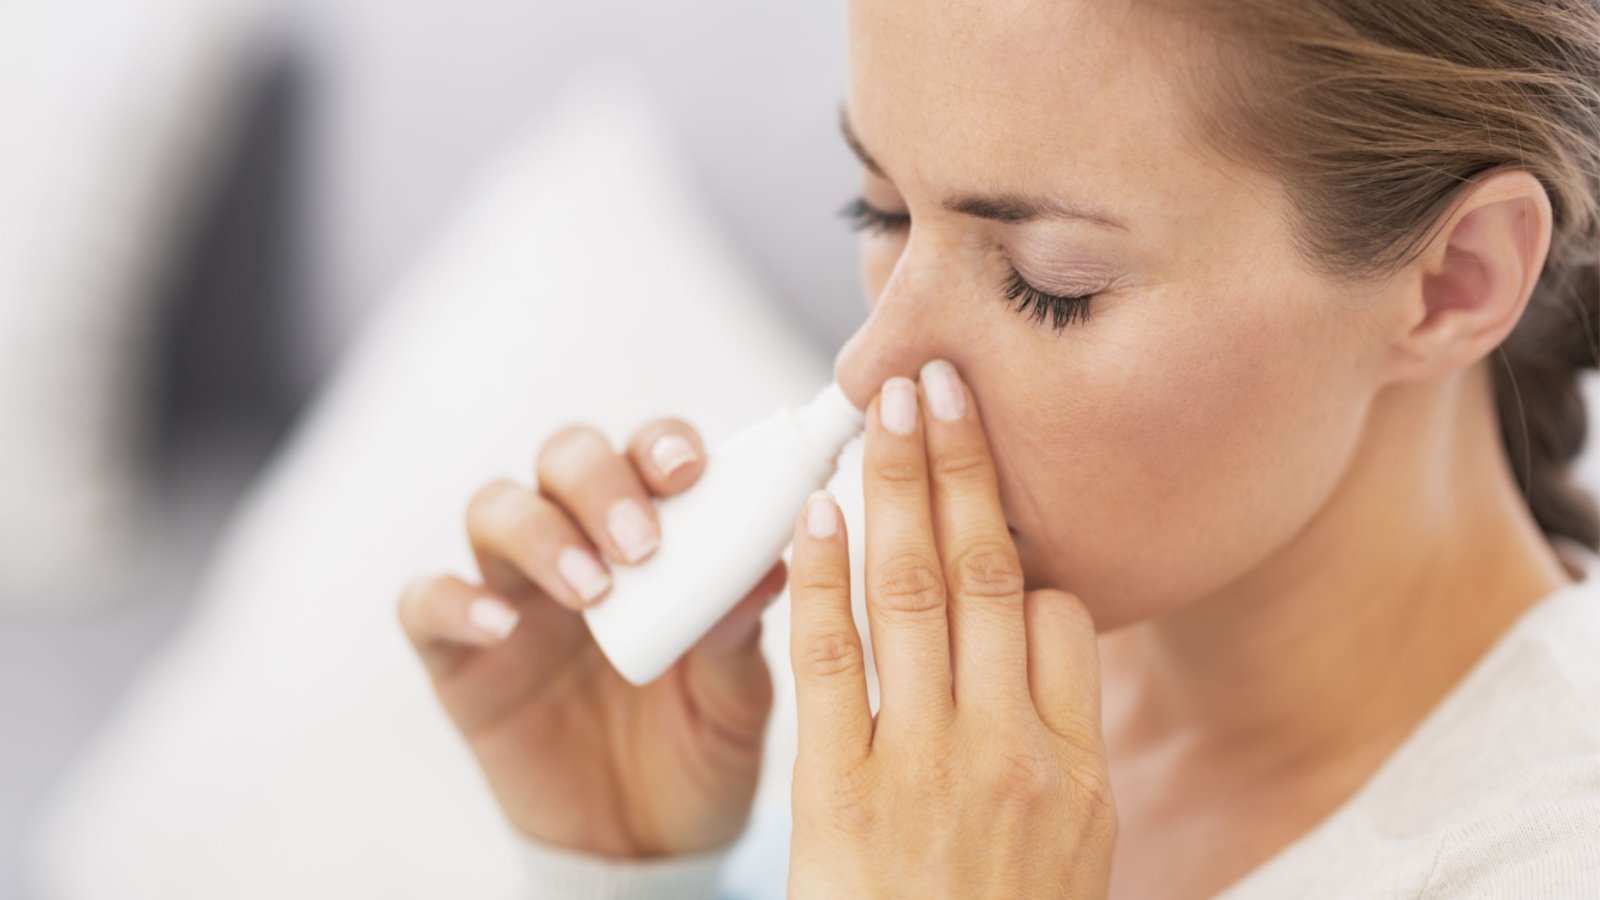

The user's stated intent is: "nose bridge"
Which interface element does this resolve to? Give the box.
[832,243,948,410]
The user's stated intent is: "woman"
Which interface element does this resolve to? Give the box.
[396,0,1600,895]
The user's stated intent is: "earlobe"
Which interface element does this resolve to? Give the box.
[1392,168,1554,381]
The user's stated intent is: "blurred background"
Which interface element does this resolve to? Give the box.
[2,0,864,896]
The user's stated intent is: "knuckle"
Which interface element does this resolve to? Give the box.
[947,541,1025,600]
[396,573,449,631]
[797,630,864,680]
[535,423,611,484]
[953,720,1066,809]
[990,740,1058,803]
[910,750,960,797]
[794,568,851,596]
[1050,707,1108,758]
[1043,698,1107,759]
[871,457,926,488]
[931,447,992,482]
[465,478,534,542]
[1065,763,1119,831]
[872,553,946,616]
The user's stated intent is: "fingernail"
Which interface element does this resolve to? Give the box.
[468,596,520,640]
[558,545,612,603]
[920,359,966,421]
[651,434,698,476]
[806,490,838,538]
[608,498,659,562]
[880,376,918,435]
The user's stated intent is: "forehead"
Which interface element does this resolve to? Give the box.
[846,0,1225,222]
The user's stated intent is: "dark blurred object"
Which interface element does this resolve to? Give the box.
[0,0,282,611]
[0,29,305,900]
[146,44,305,503]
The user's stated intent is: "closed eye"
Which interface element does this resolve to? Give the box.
[1000,270,1096,332]
[840,195,909,235]
[840,194,1098,333]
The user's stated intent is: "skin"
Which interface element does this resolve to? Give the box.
[786,362,1118,897]
[397,422,790,858]
[833,0,1577,896]
[398,0,1580,896]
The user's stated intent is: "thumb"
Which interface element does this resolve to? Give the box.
[681,560,787,741]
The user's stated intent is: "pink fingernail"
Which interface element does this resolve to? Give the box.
[920,359,967,421]
[879,377,918,435]
[558,545,612,603]
[651,434,698,476]
[608,498,659,563]
[468,597,520,640]
[806,490,838,538]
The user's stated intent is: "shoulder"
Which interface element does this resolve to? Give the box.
[1416,756,1600,897]
[1410,567,1600,896]
[1517,571,1600,726]
[1452,570,1600,756]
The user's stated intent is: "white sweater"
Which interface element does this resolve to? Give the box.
[515,550,1600,898]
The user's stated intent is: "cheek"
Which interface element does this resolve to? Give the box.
[1000,288,1370,625]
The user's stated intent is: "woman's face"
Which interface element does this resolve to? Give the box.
[835,0,1398,630]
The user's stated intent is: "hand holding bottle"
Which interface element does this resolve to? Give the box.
[396,417,787,859]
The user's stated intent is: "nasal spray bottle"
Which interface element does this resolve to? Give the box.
[583,382,865,685]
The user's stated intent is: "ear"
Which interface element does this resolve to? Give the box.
[1385,167,1553,383]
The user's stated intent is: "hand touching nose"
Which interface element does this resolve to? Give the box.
[786,359,1118,899]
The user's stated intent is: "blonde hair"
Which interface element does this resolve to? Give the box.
[1154,0,1600,550]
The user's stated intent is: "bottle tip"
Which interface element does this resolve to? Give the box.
[822,380,865,424]
[793,381,865,464]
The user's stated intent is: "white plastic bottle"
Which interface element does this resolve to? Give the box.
[583,381,865,685]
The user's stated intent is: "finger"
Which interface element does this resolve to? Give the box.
[862,376,954,728]
[790,490,872,762]
[1024,589,1106,753]
[918,358,1029,710]
[396,573,521,678]
[465,478,614,610]
[625,417,707,496]
[536,423,661,566]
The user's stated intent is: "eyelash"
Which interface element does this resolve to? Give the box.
[838,195,1097,332]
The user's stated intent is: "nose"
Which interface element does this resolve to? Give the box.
[831,268,957,413]
[832,287,1016,537]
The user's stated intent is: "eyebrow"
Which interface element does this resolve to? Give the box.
[838,104,1129,232]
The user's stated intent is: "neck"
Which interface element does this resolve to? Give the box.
[1100,361,1576,773]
